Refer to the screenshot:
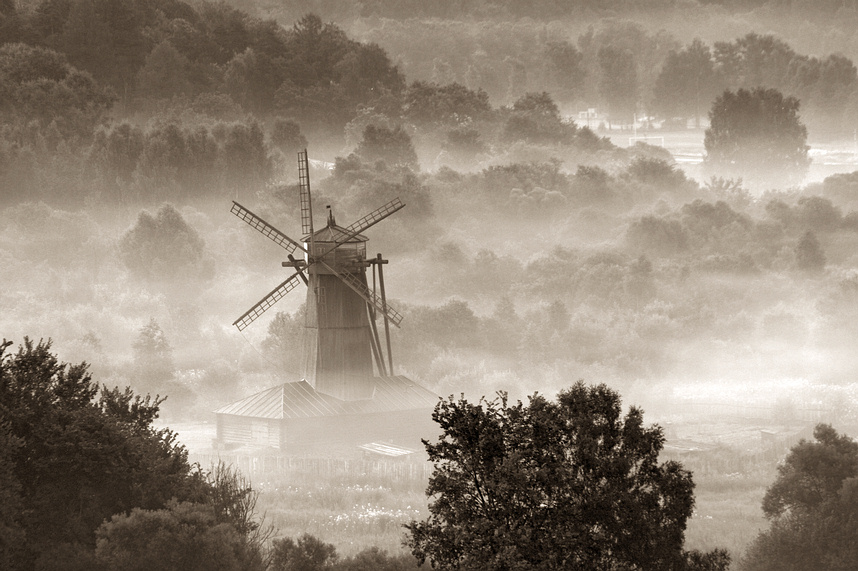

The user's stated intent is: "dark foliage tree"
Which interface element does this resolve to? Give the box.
[334,41,405,109]
[795,230,826,273]
[95,462,270,571]
[220,120,272,191]
[713,34,796,92]
[223,46,289,114]
[270,118,308,158]
[597,45,639,125]
[403,81,491,127]
[270,533,338,571]
[0,42,115,140]
[195,1,252,66]
[653,39,720,127]
[262,309,305,377]
[627,157,690,190]
[271,14,403,130]
[269,534,421,571]
[709,32,858,133]
[627,215,689,256]
[0,0,26,44]
[355,124,418,169]
[89,122,145,184]
[134,40,193,102]
[741,424,858,571]
[0,338,209,569]
[502,91,563,143]
[406,382,729,571]
[119,204,214,284]
[703,87,810,189]
[441,127,488,167]
[334,547,421,571]
[131,318,175,395]
[323,153,432,219]
[58,0,146,96]
[543,40,586,103]
[0,420,24,569]
[95,501,260,571]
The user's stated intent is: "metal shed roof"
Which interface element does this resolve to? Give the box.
[214,376,438,420]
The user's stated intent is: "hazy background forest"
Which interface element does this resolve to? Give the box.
[5,0,858,564]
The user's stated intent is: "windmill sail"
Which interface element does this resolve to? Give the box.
[231,201,306,255]
[345,198,404,236]
[234,272,303,331]
[298,149,314,236]
[320,261,403,327]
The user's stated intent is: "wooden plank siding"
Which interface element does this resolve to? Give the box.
[303,272,375,400]
[216,409,437,453]
[217,415,282,448]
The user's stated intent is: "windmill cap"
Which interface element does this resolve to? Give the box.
[304,223,368,243]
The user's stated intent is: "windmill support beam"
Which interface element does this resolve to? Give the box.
[367,305,388,377]
[286,254,308,285]
[375,253,394,375]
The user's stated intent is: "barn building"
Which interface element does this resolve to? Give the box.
[214,376,438,453]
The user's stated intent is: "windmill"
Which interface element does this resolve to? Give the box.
[230,149,403,401]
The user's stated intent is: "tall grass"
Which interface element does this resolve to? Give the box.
[253,464,429,556]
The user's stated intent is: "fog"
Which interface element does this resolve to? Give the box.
[5,0,858,563]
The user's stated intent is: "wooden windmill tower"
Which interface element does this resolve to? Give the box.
[230,150,403,401]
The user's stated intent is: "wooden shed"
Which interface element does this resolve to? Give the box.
[214,375,438,453]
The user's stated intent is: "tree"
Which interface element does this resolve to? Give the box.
[220,121,272,191]
[598,45,638,126]
[0,338,208,569]
[703,88,810,189]
[501,91,579,145]
[0,43,115,140]
[90,122,145,184]
[95,501,261,571]
[131,318,175,393]
[406,382,729,571]
[354,124,418,169]
[653,39,720,127]
[544,40,586,103]
[270,118,307,158]
[270,533,338,571]
[403,81,491,127]
[262,309,305,377]
[59,0,146,95]
[795,230,826,273]
[96,463,269,571]
[119,204,215,284]
[134,40,192,102]
[713,34,796,93]
[741,424,858,571]
[268,535,420,571]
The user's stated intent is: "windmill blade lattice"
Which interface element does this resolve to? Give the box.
[320,261,403,327]
[298,149,314,236]
[233,272,303,331]
[231,201,306,255]
[345,198,404,235]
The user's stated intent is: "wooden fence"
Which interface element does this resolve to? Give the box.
[189,453,433,482]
